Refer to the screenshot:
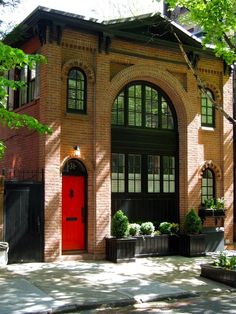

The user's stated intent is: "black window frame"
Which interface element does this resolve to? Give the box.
[112,81,177,131]
[201,168,215,205]
[67,67,87,114]
[201,89,215,128]
[111,153,176,194]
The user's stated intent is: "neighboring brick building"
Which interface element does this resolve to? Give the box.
[0,7,234,261]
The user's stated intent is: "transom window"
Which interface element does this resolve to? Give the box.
[112,153,175,193]
[112,82,175,129]
[201,169,215,204]
[67,68,86,113]
[201,89,215,127]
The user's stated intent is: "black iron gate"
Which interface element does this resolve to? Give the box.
[3,170,44,263]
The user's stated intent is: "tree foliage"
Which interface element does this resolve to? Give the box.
[165,0,236,65]
[0,1,52,159]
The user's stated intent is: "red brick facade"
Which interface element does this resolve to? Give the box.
[0,8,234,261]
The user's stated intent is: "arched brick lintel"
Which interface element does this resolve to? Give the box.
[61,59,95,83]
[199,160,222,181]
[106,64,189,128]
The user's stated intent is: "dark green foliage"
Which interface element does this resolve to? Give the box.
[170,223,179,234]
[159,222,172,234]
[128,223,140,236]
[183,208,202,234]
[111,210,129,238]
[159,222,179,234]
[140,222,155,235]
[213,252,236,270]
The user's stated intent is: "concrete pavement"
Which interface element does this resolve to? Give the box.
[0,255,235,314]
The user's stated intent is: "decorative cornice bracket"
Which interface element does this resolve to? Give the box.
[98,32,112,53]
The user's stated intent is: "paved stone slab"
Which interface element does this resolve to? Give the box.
[0,277,64,314]
[118,279,191,302]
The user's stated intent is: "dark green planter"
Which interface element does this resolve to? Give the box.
[105,237,136,263]
[168,234,180,255]
[180,234,206,257]
[135,234,180,257]
[199,208,225,225]
[203,227,224,252]
[201,264,236,288]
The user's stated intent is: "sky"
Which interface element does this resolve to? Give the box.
[1,0,164,27]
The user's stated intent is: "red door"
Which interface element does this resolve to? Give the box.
[62,176,85,251]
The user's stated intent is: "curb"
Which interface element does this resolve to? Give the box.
[25,291,199,314]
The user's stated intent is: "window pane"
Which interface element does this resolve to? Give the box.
[161,98,174,129]
[163,156,175,193]
[148,155,160,192]
[112,153,125,192]
[128,154,141,192]
[201,90,214,127]
[112,92,124,125]
[67,68,86,112]
[145,86,159,128]
[201,169,214,204]
[128,85,142,127]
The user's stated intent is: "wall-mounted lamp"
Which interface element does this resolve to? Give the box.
[73,145,81,157]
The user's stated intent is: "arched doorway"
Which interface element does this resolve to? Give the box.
[62,158,87,251]
[111,81,179,223]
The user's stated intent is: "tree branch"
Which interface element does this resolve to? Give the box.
[223,32,236,53]
[166,21,236,125]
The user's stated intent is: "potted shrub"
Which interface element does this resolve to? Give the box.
[105,210,136,263]
[180,208,206,257]
[128,223,141,237]
[135,221,172,257]
[159,222,180,255]
[201,252,236,287]
[135,221,161,256]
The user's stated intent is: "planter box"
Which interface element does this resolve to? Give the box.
[200,264,236,287]
[199,208,225,225]
[168,234,180,255]
[135,234,180,257]
[105,237,136,263]
[180,234,206,257]
[0,242,9,266]
[203,227,224,252]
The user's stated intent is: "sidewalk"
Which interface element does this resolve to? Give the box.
[0,255,235,314]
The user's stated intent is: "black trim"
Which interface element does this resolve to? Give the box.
[201,168,215,205]
[66,67,87,114]
[111,81,179,223]
[201,89,215,128]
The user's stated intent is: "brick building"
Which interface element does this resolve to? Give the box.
[0,7,234,261]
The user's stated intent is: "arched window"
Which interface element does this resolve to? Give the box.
[111,81,179,223]
[67,68,86,113]
[201,89,215,127]
[112,82,175,130]
[201,168,215,204]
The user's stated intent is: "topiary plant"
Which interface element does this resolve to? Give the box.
[128,223,141,236]
[140,222,155,235]
[111,210,129,238]
[159,222,172,234]
[183,208,202,234]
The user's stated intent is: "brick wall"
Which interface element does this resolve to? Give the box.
[1,24,233,260]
